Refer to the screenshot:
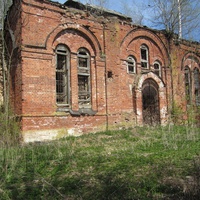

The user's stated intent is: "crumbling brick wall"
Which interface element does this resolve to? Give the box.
[6,0,200,142]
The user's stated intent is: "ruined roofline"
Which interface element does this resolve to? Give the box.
[174,34,200,46]
[135,26,200,46]
[55,0,199,45]
[46,0,132,22]
[159,30,200,46]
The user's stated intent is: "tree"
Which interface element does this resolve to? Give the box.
[120,0,144,25]
[84,0,109,8]
[145,0,200,124]
[148,0,200,40]
[0,0,13,109]
[0,0,21,146]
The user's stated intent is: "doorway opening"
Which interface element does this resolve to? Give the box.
[142,79,160,125]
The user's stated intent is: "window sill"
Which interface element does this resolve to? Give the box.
[128,72,136,75]
[56,106,97,116]
[70,108,97,116]
[56,106,70,112]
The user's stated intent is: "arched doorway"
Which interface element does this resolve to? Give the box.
[142,79,160,125]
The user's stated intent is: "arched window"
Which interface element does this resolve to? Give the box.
[127,56,136,74]
[194,68,200,106]
[77,48,91,107]
[140,45,149,69]
[153,61,161,77]
[184,66,191,104]
[55,44,70,105]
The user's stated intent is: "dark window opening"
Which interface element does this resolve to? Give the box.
[154,62,161,77]
[141,48,147,60]
[141,45,148,69]
[78,53,88,68]
[78,75,90,105]
[141,62,148,68]
[194,68,200,106]
[127,56,136,74]
[56,45,69,105]
[78,51,88,68]
[77,48,91,107]
[184,66,191,104]
[107,71,113,78]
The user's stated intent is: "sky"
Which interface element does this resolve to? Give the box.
[53,0,157,27]
[2,0,198,41]
[55,0,149,18]
[53,0,200,42]
[1,0,199,41]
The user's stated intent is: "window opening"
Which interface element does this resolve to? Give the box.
[141,45,149,69]
[107,71,113,78]
[194,68,200,106]
[154,61,161,77]
[56,45,70,105]
[184,66,191,104]
[78,51,88,68]
[127,56,136,74]
[77,48,91,107]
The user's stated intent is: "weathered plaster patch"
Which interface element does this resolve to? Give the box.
[23,129,59,143]
[136,109,142,116]
[68,128,83,136]
[160,106,167,117]
[23,128,83,143]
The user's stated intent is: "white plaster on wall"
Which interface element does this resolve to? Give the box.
[129,84,132,93]
[23,130,59,143]
[136,109,142,116]
[160,106,167,117]
[68,128,83,136]
[23,128,83,143]
[137,72,165,89]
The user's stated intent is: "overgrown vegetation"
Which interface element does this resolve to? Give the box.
[0,126,199,199]
[0,108,20,148]
[171,101,200,126]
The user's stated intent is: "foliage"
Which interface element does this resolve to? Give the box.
[171,100,200,126]
[171,101,185,124]
[149,0,200,40]
[0,126,199,199]
[0,107,21,148]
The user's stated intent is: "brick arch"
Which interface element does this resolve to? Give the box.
[181,52,200,107]
[46,23,102,56]
[181,52,200,70]
[137,72,165,90]
[120,28,169,66]
[134,72,168,125]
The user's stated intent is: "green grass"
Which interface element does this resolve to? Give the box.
[0,125,200,199]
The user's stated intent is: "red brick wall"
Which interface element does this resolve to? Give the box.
[0,31,3,105]
[6,0,200,142]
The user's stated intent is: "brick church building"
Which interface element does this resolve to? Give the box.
[4,0,200,142]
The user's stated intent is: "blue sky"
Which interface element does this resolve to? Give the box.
[53,0,199,41]
[54,0,153,25]
[54,0,150,15]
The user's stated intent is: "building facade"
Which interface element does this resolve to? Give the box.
[0,31,3,105]
[4,0,200,142]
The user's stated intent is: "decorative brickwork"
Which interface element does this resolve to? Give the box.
[5,0,200,142]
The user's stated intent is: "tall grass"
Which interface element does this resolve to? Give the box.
[0,125,199,199]
[0,108,21,148]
